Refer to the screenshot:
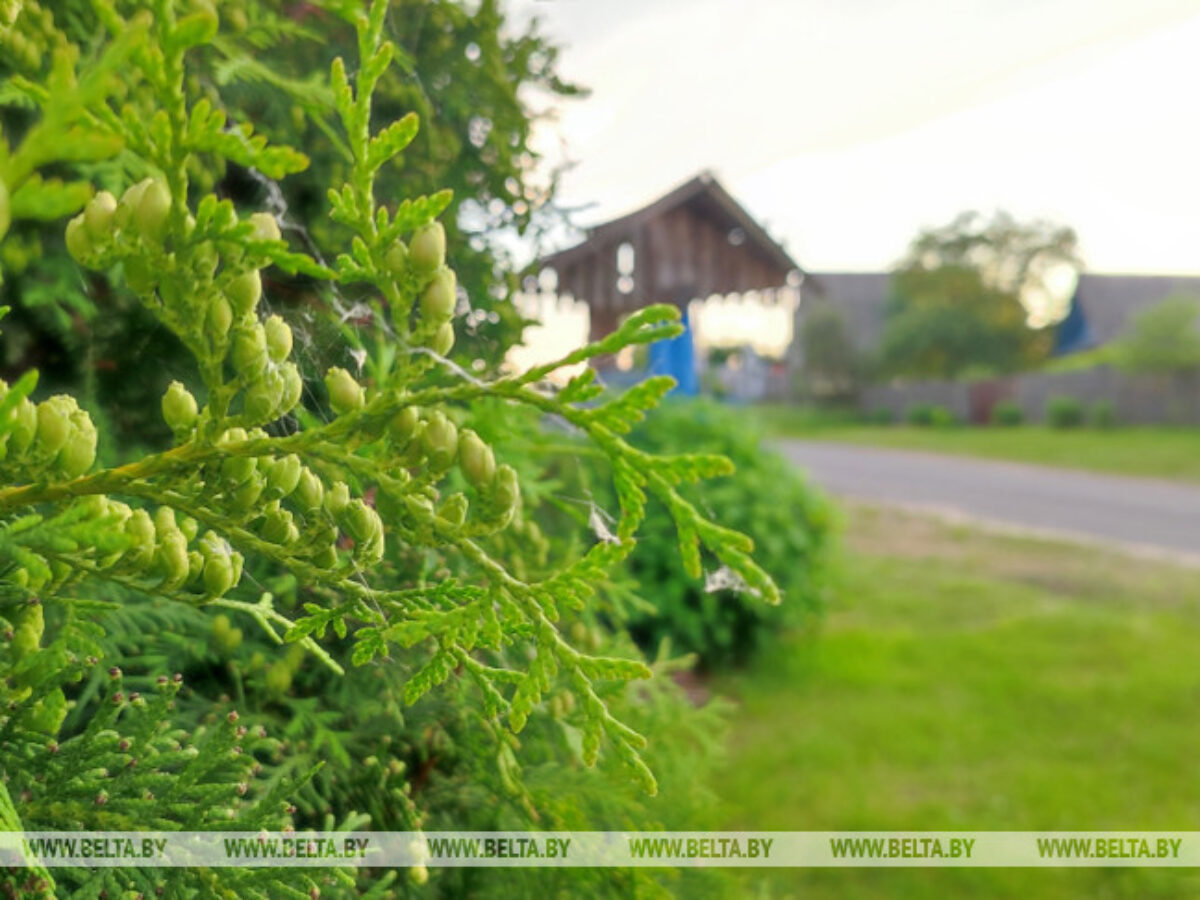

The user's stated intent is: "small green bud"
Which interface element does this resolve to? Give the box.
[265,454,302,500]
[35,395,77,457]
[186,549,206,588]
[211,614,243,654]
[261,504,296,544]
[231,475,265,512]
[226,269,262,316]
[431,321,455,355]
[384,240,408,275]
[65,215,93,263]
[294,468,324,512]
[207,296,233,342]
[157,530,190,589]
[162,381,199,431]
[10,397,37,454]
[84,191,118,240]
[409,221,445,276]
[459,429,496,488]
[58,410,97,477]
[248,212,281,242]
[116,179,148,228]
[231,323,269,377]
[387,406,420,445]
[420,268,457,323]
[134,179,172,237]
[126,509,157,566]
[154,506,178,534]
[203,552,234,598]
[493,464,520,513]
[421,410,458,470]
[324,481,351,516]
[220,452,257,486]
[264,315,292,362]
[325,367,364,415]
[278,362,303,415]
[242,376,278,424]
[265,660,293,693]
[340,499,380,544]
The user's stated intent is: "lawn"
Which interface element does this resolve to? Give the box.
[755,405,1200,483]
[716,505,1200,898]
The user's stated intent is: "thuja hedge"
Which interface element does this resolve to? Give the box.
[0,2,778,897]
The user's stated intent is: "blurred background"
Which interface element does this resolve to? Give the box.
[511,1,1200,897]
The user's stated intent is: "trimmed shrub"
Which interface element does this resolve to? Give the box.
[1047,395,1085,428]
[990,401,1024,426]
[928,405,957,428]
[906,403,935,426]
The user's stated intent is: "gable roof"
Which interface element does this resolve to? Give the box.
[540,172,800,312]
[542,172,798,274]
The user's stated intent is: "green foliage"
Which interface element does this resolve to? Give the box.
[990,400,1023,426]
[0,0,579,445]
[1111,294,1200,375]
[586,399,832,669]
[1046,394,1084,429]
[797,303,862,403]
[882,210,1077,379]
[1091,399,1116,429]
[905,403,956,427]
[865,407,893,425]
[0,3,775,895]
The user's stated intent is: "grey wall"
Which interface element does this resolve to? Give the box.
[861,367,1200,425]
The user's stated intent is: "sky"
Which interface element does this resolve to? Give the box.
[505,0,1200,361]
[518,0,1200,275]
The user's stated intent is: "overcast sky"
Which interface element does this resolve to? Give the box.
[518,0,1200,275]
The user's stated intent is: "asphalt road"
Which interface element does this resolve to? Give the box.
[777,439,1200,562]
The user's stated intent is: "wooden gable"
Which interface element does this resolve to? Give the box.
[540,172,800,336]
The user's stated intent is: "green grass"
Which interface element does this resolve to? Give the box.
[715,506,1200,898]
[757,405,1200,482]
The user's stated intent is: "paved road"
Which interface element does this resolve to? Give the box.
[777,440,1200,562]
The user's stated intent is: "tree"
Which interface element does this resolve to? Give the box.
[881,210,1079,379]
[1112,294,1200,375]
[797,303,863,402]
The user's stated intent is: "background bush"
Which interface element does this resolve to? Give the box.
[906,403,935,426]
[1046,394,1085,428]
[588,399,833,669]
[990,400,1023,426]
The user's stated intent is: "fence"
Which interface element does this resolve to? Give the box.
[860,367,1200,425]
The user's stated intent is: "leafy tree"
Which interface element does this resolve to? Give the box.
[0,3,776,896]
[882,210,1079,378]
[1112,294,1200,375]
[797,303,862,402]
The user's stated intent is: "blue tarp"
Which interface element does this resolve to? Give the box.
[1053,290,1093,355]
[646,307,698,395]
